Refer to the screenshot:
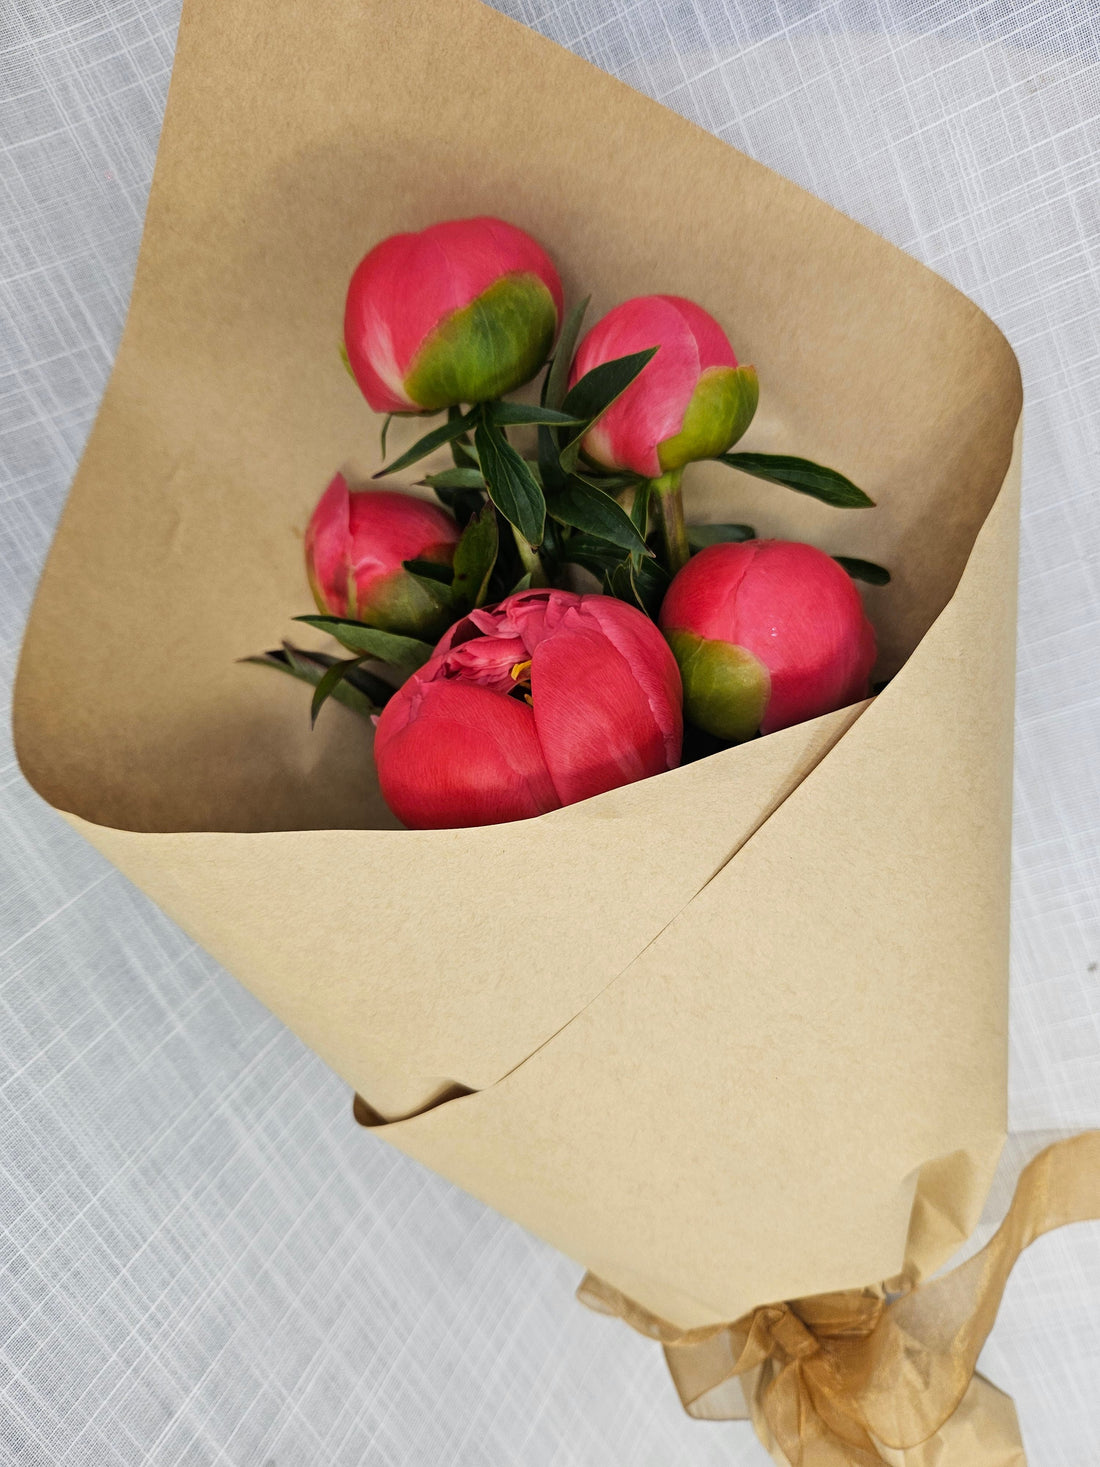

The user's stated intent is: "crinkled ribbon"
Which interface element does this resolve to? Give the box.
[579,1131,1100,1466]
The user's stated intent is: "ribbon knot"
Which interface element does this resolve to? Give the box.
[579,1132,1100,1465]
[765,1306,821,1362]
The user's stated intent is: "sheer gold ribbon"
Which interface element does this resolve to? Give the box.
[578,1132,1100,1465]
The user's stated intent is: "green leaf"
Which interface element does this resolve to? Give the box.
[281,643,396,707]
[510,571,533,593]
[451,505,499,609]
[562,532,624,577]
[537,423,567,496]
[559,347,658,472]
[687,522,757,549]
[380,413,393,460]
[535,300,593,497]
[436,489,485,528]
[510,522,546,585]
[311,656,369,726]
[401,559,455,609]
[718,453,874,508]
[342,668,399,707]
[574,470,641,494]
[834,555,891,585]
[447,404,479,470]
[539,514,564,573]
[628,478,652,538]
[424,462,485,525]
[487,402,584,428]
[422,467,485,491]
[603,553,669,620]
[241,648,379,720]
[605,560,635,604]
[293,616,434,670]
[402,558,454,586]
[561,347,658,422]
[629,554,670,619]
[543,295,589,410]
[547,477,649,555]
[474,416,546,546]
[339,341,355,379]
[374,408,478,478]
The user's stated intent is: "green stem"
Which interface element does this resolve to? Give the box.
[512,525,548,587]
[652,468,689,576]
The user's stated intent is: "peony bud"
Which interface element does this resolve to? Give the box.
[305,474,460,640]
[659,540,877,741]
[568,295,758,479]
[344,217,564,413]
[374,589,683,829]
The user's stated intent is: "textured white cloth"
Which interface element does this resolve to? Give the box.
[1,1,1098,1463]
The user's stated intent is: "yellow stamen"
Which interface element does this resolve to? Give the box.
[510,659,533,682]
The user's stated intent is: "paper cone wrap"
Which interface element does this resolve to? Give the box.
[14,0,1022,1329]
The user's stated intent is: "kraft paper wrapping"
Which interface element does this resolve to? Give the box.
[578,1131,1100,1465]
[14,0,1022,1340]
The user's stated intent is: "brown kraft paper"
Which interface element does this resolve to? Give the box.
[14,0,1023,1346]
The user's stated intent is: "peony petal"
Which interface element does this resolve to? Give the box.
[569,296,737,477]
[442,634,529,694]
[501,588,583,650]
[838,606,879,711]
[530,622,680,806]
[347,490,458,593]
[377,588,683,829]
[344,218,561,414]
[570,297,699,476]
[304,473,354,616]
[731,543,874,733]
[481,218,564,319]
[303,484,459,634]
[343,232,426,412]
[659,294,738,372]
[658,541,762,644]
[662,541,876,735]
[374,676,560,829]
[566,596,683,769]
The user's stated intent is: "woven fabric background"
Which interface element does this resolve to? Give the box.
[2,1,1098,1462]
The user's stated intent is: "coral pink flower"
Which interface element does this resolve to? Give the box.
[374,589,683,829]
[660,540,877,740]
[305,474,460,639]
[568,295,757,479]
[344,217,563,413]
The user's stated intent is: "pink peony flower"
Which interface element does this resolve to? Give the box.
[344,217,563,413]
[568,295,757,479]
[305,474,460,639]
[659,540,877,740]
[374,589,683,828]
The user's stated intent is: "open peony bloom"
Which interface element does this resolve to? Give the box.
[660,540,877,741]
[374,589,683,829]
[344,217,564,414]
[568,295,758,479]
[305,474,460,640]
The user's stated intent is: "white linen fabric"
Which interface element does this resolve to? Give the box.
[1,1,1097,1462]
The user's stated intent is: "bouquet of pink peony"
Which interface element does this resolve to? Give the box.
[17,0,1064,1461]
[253,214,884,832]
